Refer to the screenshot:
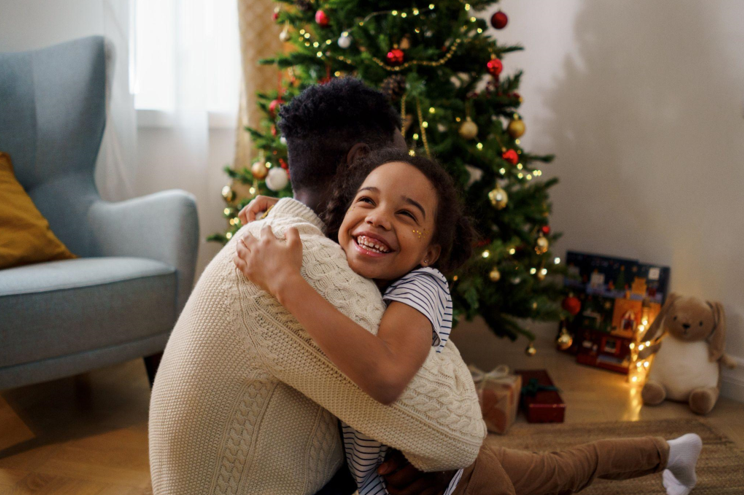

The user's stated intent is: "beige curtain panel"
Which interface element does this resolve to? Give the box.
[234,0,283,179]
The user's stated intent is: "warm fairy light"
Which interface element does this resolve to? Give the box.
[313,41,319,47]
[305,42,310,47]
[429,107,436,114]
[334,71,341,77]
[526,174,532,180]
[530,268,537,275]
[509,248,516,255]
[359,21,364,26]
[226,232,233,239]
[304,33,310,39]
[317,52,323,57]
[554,257,561,264]
[325,39,331,45]
[517,163,523,170]
[482,250,490,258]
[632,376,638,382]
[644,361,650,368]
[638,344,645,351]
[401,12,407,18]
[476,142,483,150]
[515,139,520,145]
[499,168,506,175]
[299,29,306,34]
[409,149,416,156]
[223,208,230,215]
[470,16,476,22]
[392,10,398,15]
[453,275,458,281]
[517,173,524,179]
[629,342,635,349]
[422,121,429,128]
[412,8,419,15]
[455,117,461,122]
[249,187,256,195]
[429,4,435,9]
[464,3,471,9]
[540,268,548,276]
[415,27,421,33]
[477,28,483,33]
[413,133,419,140]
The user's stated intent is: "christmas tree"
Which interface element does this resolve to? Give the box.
[210,0,570,345]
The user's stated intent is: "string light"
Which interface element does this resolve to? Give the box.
[429,107,436,114]
[476,142,483,150]
[482,250,490,258]
[223,208,231,215]
[413,133,419,140]
[554,257,561,264]
[313,41,319,47]
[509,248,516,255]
[517,172,524,179]
[517,163,523,170]
[226,232,233,239]
[499,168,506,174]
[530,268,537,275]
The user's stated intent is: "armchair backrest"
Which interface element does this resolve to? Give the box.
[0,36,106,257]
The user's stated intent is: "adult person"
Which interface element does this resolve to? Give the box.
[148,78,486,495]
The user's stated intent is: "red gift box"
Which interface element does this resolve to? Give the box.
[516,369,565,423]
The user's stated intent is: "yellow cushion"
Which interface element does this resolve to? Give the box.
[0,152,76,269]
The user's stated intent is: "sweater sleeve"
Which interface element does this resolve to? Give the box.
[239,230,486,472]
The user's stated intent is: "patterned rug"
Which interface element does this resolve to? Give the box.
[497,418,744,494]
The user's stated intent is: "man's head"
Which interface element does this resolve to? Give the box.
[278,78,405,200]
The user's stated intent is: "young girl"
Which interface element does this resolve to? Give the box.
[234,149,702,495]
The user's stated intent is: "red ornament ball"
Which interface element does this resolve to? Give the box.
[315,9,329,26]
[502,149,519,165]
[562,296,582,316]
[490,11,508,29]
[272,11,279,21]
[387,48,405,65]
[541,225,551,235]
[268,99,282,118]
[487,58,503,77]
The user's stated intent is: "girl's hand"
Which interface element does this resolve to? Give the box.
[238,195,280,225]
[233,225,303,298]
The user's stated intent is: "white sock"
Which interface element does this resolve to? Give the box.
[662,433,702,495]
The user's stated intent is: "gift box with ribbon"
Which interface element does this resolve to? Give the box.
[516,369,565,423]
[469,364,522,434]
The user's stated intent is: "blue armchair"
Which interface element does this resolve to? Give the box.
[0,36,199,389]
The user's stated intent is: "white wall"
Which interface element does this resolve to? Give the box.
[3,0,743,399]
[471,0,744,399]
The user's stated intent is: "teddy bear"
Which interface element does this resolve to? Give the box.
[638,293,736,415]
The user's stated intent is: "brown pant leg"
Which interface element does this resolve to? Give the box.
[454,435,669,495]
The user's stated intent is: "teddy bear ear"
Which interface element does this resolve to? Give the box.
[640,293,679,342]
[706,301,726,362]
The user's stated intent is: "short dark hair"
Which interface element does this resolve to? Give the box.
[322,149,476,274]
[278,78,402,192]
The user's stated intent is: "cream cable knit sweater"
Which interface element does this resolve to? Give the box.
[149,199,486,495]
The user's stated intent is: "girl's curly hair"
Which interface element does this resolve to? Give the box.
[321,148,476,274]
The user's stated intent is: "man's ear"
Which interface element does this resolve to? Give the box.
[422,245,441,267]
[346,143,371,165]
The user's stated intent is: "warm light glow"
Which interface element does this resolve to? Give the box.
[509,248,516,255]
[413,133,419,140]
[515,139,521,145]
[401,12,407,18]
[482,250,490,258]
[517,173,524,179]
[223,208,230,215]
[554,257,561,264]
[526,174,532,180]
[429,4,435,9]
[325,39,331,45]
[477,28,483,33]
[313,41,319,47]
[464,3,471,9]
[476,142,483,150]
[429,107,436,114]
[455,117,461,122]
[412,8,419,15]
[517,163,523,170]
[422,121,429,128]
[530,268,537,274]
[644,361,650,368]
[304,33,310,39]
[334,71,341,77]
[453,275,458,281]
[408,149,416,156]
[629,342,635,349]
[638,344,645,351]
[631,376,638,382]
[226,232,233,239]
[392,10,398,15]
[470,16,476,22]
[645,341,651,346]
[540,268,548,275]
[499,168,506,175]
[316,52,323,57]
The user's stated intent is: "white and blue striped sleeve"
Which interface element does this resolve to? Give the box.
[382,267,453,353]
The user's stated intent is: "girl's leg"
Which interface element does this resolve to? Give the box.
[454,435,669,495]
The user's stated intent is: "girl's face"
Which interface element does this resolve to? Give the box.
[338,161,441,282]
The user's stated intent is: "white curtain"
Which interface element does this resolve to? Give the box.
[95,0,138,202]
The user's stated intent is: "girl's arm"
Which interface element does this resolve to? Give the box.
[234,226,431,405]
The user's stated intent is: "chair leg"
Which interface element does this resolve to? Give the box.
[143,351,164,388]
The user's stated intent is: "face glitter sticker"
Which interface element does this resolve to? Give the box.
[412,228,428,240]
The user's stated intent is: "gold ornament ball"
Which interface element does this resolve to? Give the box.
[557,329,573,351]
[251,160,269,180]
[488,186,508,210]
[459,117,478,140]
[489,267,501,282]
[535,236,549,254]
[507,119,526,139]
[525,341,537,357]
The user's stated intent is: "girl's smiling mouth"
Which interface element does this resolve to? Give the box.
[352,232,394,257]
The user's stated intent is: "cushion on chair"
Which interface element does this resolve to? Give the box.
[0,152,76,269]
[0,257,177,368]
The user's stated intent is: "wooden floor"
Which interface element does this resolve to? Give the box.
[2,322,743,494]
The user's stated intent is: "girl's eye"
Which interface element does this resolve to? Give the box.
[357,196,374,205]
[398,210,416,220]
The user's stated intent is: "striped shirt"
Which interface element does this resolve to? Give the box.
[341,267,462,495]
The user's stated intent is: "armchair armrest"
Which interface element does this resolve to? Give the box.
[88,190,199,313]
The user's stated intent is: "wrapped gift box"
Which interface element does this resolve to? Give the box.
[470,365,522,434]
[516,369,565,423]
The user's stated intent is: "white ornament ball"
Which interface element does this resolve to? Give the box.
[280,136,287,145]
[338,33,352,49]
[266,167,289,191]
[279,29,290,42]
